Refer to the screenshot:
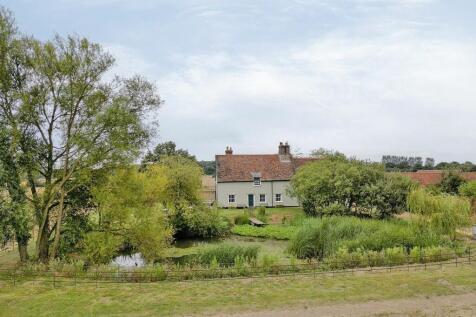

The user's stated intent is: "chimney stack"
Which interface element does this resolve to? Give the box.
[278,142,291,155]
[225,146,233,155]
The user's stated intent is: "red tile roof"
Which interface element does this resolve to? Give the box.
[216,154,316,182]
[400,170,476,186]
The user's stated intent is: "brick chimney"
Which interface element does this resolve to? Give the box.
[278,142,291,155]
[225,146,233,155]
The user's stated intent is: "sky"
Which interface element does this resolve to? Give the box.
[2,0,476,161]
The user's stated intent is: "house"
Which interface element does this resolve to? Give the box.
[215,142,315,208]
[401,170,476,186]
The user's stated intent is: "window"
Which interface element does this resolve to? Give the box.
[275,193,282,203]
[259,194,266,203]
[228,194,235,203]
[253,177,261,186]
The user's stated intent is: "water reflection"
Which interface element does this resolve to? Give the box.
[111,253,145,268]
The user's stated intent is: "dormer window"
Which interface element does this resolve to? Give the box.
[253,177,261,186]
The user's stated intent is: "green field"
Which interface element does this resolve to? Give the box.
[1,264,476,316]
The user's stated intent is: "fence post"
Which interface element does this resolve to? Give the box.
[12,270,15,286]
[53,272,56,288]
[469,248,471,264]
[95,266,98,288]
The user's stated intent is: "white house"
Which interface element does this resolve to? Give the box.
[215,142,315,208]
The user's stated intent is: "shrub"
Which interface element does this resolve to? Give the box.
[234,214,249,225]
[181,206,231,238]
[82,232,122,265]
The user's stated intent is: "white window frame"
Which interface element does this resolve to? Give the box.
[228,194,235,203]
[259,194,266,203]
[253,177,261,186]
[275,193,282,203]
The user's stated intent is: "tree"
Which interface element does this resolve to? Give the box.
[0,9,32,262]
[310,148,346,160]
[362,174,417,218]
[142,141,196,164]
[198,160,215,176]
[407,188,471,240]
[438,171,466,195]
[0,9,162,262]
[89,167,173,264]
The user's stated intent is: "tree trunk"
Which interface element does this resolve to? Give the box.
[37,214,50,263]
[17,238,29,263]
[50,188,66,260]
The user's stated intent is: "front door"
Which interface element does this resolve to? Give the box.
[248,194,254,207]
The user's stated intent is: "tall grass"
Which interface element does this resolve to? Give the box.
[193,244,259,267]
[288,216,451,259]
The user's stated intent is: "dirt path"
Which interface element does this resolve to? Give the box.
[213,292,476,317]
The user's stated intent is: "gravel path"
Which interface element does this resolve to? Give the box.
[212,292,476,317]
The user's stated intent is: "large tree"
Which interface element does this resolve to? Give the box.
[0,8,161,262]
[290,156,414,218]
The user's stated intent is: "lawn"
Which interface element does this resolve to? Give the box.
[1,264,476,316]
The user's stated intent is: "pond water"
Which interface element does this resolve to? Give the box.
[111,253,145,268]
[111,235,290,268]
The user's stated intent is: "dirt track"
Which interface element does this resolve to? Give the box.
[215,292,476,317]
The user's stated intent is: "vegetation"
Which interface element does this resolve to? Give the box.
[0,8,161,262]
[288,216,450,259]
[232,225,296,240]
[290,156,416,218]
[191,244,259,267]
[438,171,466,195]
[142,141,196,165]
[2,264,476,316]
[407,188,472,240]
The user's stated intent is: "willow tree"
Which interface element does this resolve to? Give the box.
[0,8,161,262]
[407,188,471,240]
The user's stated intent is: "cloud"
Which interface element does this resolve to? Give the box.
[155,29,476,161]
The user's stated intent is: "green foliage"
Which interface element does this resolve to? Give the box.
[438,171,466,195]
[234,214,249,225]
[92,167,174,263]
[290,157,415,218]
[407,188,472,239]
[288,216,449,259]
[142,141,196,165]
[232,225,297,240]
[180,206,230,238]
[459,180,476,199]
[198,160,216,176]
[193,244,259,267]
[82,232,122,265]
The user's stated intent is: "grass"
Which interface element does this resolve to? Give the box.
[232,224,297,240]
[288,216,452,259]
[219,207,304,224]
[1,264,476,316]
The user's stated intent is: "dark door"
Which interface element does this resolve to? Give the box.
[248,194,254,207]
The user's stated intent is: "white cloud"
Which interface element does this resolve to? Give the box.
[155,30,476,161]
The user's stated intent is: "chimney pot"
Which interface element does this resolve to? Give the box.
[225,146,233,155]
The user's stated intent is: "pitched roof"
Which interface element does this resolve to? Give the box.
[216,154,316,182]
[401,170,476,186]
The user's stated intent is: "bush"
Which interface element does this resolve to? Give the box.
[180,206,231,238]
[82,232,122,265]
[234,214,249,225]
[193,244,259,267]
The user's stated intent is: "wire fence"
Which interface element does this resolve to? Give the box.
[0,248,475,287]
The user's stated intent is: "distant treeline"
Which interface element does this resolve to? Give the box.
[382,155,476,172]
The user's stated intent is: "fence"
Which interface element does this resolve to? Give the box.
[0,248,475,287]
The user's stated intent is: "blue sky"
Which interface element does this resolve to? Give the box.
[3,0,476,161]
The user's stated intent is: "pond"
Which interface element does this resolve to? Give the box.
[111,234,290,268]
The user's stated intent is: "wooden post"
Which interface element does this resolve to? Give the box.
[12,270,15,286]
